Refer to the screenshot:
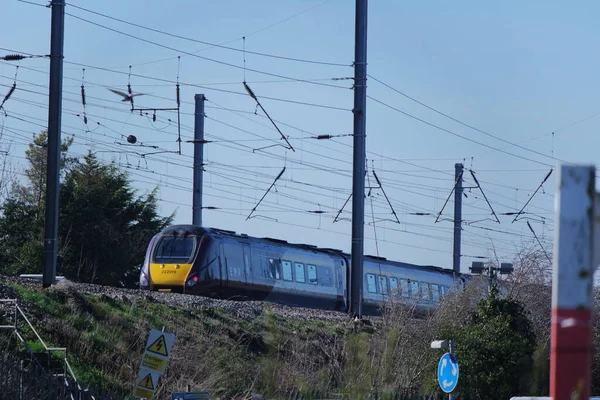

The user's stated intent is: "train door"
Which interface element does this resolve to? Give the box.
[219,242,228,285]
[243,244,253,284]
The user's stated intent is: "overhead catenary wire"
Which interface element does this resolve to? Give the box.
[468,169,500,224]
[64,12,352,91]
[511,169,553,223]
[368,74,570,165]
[372,169,400,224]
[0,65,548,260]
[1,76,552,225]
[63,60,350,111]
[243,81,294,152]
[66,2,350,68]
[246,167,286,220]
[527,221,553,264]
[0,112,548,253]
[0,118,536,256]
[367,95,554,168]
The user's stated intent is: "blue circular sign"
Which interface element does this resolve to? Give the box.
[437,353,459,393]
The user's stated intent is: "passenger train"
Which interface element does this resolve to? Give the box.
[139,224,464,314]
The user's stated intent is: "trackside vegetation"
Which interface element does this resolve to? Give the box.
[1,132,600,399]
[1,276,599,399]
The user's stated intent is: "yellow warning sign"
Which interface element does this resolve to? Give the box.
[133,387,154,398]
[138,373,155,390]
[147,335,168,356]
[141,353,167,373]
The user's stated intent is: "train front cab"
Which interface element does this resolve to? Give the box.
[140,225,219,294]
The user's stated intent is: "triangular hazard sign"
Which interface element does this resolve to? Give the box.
[138,373,154,390]
[147,335,168,356]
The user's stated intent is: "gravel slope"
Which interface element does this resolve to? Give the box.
[0,274,360,324]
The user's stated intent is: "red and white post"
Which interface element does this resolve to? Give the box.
[551,165,595,399]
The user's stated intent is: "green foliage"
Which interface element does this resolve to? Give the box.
[0,131,173,287]
[0,199,43,273]
[13,130,77,208]
[431,292,536,400]
[342,331,373,397]
[58,152,172,286]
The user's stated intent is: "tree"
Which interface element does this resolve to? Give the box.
[58,152,172,286]
[0,136,15,204]
[431,291,537,400]
[12,130,77,208]
[0,131,77,274]
[0,198,43,274]
[0,131,172,287]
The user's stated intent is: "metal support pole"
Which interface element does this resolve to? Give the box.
[550,165,594,399]
[192,94,205,226]
[488,265,494,293]
[448,340,454,400]
[42,0,65,288]
[350,0,368,319]
[452,163,463,279]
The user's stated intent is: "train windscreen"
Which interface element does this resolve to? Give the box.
[153,235,197,264]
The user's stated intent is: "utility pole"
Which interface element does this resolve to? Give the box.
[350,0,368,318]
[42,0,65,288]
[192,94,205,226]
[452,163,463,279]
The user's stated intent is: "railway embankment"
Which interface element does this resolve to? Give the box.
[0,274,570,399]
[0,275,394,399]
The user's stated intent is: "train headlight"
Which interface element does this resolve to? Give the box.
[140,274,149,287]
[186,276,199,287]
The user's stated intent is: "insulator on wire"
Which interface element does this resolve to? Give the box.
[2,54,26,61]
[127,135,137,144]
[152,111,156,122]
[80,85,86,106]
[315,135,333,140]
[176,84,180,107]
[0,84,16,110]
[4,84,16,101]
[243,81,257,100]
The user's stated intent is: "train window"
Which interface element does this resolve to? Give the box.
[366,273,377,293]
[389,277,399,296]
[282,260,293,281]
[421,282,431,301]
[307,264,317,285]
[268,258,280,280]
[379,276,388,295]
[317,265,333,287]
[431,284,440,302]
[295,263,306,283]
[410,280,420,299]
[441,286,447,296]
[401,279,410,298]
[154,236,196,263]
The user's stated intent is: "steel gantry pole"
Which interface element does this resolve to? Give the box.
[350,0,368,318]
[43,0,66,288]
[192,94,206,226]
[452,163,463,279]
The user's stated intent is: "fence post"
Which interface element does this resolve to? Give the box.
[551,164,595,399]
[19,360,23,400]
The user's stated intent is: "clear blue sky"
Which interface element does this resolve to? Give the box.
[2,0,600,275]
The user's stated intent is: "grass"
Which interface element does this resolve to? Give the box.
[0,282,466,399]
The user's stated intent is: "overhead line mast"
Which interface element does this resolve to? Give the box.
[43,0,66,288]
[350,0,368,319]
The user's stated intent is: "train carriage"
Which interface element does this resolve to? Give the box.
[140,224,464,314]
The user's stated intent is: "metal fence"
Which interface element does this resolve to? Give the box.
[0,352,128,400]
